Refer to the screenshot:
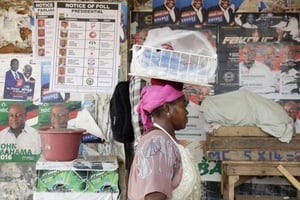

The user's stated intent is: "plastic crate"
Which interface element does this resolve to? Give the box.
[130,44,217,85]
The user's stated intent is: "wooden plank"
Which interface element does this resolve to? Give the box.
[204,135,300,161]
[222,161,300,176]
[206,134,300,150]
[223,160,300,165]
[234,176,252,187]
[277,165,300,191]
[205,149,300,161]
[212,126,269,137]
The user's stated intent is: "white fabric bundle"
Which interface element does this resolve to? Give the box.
[200,89,294,143]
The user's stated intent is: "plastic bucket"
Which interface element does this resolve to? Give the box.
[39,128,86,161]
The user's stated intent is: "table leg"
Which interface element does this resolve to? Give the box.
[223,175,239,200]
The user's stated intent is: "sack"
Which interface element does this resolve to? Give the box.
[109,81,134,143]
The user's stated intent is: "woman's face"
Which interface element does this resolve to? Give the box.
[169,96,188,130]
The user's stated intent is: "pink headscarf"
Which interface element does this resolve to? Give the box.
[137,84,184,132]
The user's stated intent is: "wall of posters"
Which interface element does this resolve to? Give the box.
[0,0,128,199]
[144,1,300,198]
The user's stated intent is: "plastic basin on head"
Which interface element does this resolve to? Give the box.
[39,128,86,161]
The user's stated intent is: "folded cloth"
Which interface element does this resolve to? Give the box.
[200,89,294,143]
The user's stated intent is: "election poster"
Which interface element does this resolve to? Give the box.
[0,100,40,162]
[0,55,37,101]
[216,13,300,100]
[51,2,121,94]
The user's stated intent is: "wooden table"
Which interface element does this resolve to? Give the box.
[204,127,300,200]
[221,161,300,200]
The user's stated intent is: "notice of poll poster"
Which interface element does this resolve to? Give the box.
[33,1,56,58]
[51,2,121,94]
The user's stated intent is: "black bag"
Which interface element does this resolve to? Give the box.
[109,81,134,143]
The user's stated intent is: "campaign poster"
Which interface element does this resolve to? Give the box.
[278,99,300,133]
[120,2,129,43]
[37,101,81,129]
[0,55,37,101]
[152,0,300,27]
[216,13,300,99]
[129,11,152,47]
[133,0,151,11]
[130,11,153,36]
[236,0,300,13]
[40,60,70,103]
[152,0,181,25]
[152,0,238,25]
[152,0,244,26]
[0,101,40,162]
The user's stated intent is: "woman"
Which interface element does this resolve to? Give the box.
[127,80,201,200]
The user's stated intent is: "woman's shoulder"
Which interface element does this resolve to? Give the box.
[136,129,180,158]
[143,128,170,139]
[139,129,175,147]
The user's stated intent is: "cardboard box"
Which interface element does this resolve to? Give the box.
[33,192,119,200]
[36,170,87,192]
[34,156,119,200]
